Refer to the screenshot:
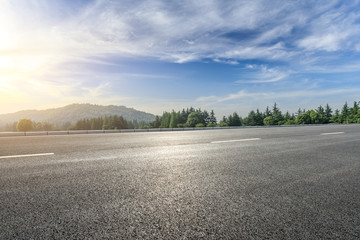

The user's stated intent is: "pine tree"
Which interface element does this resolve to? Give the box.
[228,112,241,126]
[331,109,340,123]
[254,109,264,125]
[264,106,272,117]
[349,101,359,123]
[169,111,179,128]
[272,103,284,125]
[340,102,349,123]
[324,104,332,124]
[317,105,325,123]
[206,110,217,125]
[245,110,257,126]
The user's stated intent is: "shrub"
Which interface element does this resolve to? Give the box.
[218,121,228,127]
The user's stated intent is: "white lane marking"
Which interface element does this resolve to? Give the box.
[320,132,345,136]
[211,138,261,144]
[0,153,54,159]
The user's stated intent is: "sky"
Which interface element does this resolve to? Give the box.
[1,0,360,118]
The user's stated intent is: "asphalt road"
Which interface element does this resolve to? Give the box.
[1,125,360,239]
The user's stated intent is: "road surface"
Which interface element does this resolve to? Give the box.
[1,125,360,239]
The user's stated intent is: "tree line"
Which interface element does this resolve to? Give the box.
[150,101,360,128]
[148,107,217,128]
[4,100,360,132]
[68,115,147,130]
[3,120,70,132]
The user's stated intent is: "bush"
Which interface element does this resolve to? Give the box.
[207,123,217,127]
[195,123,205,128]
[218,121,228,127]
[283,120,296,125]
[263,116,275,126]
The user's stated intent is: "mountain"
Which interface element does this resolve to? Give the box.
[0,104,156,126]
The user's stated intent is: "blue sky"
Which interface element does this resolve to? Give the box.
[1,0,360,117]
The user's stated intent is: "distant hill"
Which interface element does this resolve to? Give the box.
[0,104,156,126]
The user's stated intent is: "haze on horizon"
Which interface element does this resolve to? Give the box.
[1,0,360,117]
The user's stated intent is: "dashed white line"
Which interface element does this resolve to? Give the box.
[211,138,261,144]
[320,132,345,136]
[0,153,54,159]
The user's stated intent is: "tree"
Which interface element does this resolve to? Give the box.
[206,110,217,125]
[349,101,359,123]
[112,115,128,129]
[228,112,241,126]
[296,108,305,117]
[309,110,323,124]
[284,111,292,121]
[202,110,209,124]
[91,117,103,130]
[102,117,111,130]
[42,122,55,131]
[254,109,264,126]
[272,102,284,125]
[218,116,228,127]
[186,112,205,127]
[17,118,34,132]
[340,102,349,123]
[296,112,312,124]
[179,109,188,124]
[331,109,340,123]
[169,111,179,128]
[264,106,272,117]
[160,112,171,128]
[245,110,257,126]
[316,105,325,124]
[324,104,332,124]
[150,116,161,128]
[283,112,296,125]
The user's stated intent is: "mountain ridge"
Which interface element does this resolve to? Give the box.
[0,103,156,126]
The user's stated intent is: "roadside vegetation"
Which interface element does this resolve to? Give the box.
[2,100,360,132]
[150,101,360,128]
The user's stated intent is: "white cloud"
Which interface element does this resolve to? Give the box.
[213,59,239,65]
[2,0,359,66]
[299,33,344,52]
[197,87,360,104]
[235,65,289,83]
[297,2,360,52]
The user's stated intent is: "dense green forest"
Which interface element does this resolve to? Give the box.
[150,101,360,128]
[2,100,360,132]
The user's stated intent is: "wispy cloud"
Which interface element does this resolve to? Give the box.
[235,65,289,83]
[213,59,239,65]
[2,0,360,70]
[197,87,360,104]
[3,0,357,64]
[297,2,360,52]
